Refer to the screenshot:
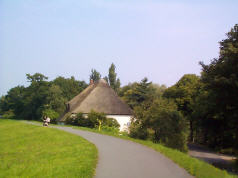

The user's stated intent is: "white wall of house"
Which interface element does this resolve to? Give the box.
[58,113,132,132]
[106,115,132,132]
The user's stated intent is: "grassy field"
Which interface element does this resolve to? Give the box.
[10,120,237,178]
[0,119,97,178]
[71,125,237,178]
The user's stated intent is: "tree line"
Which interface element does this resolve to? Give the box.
[0,24,237,154]
[120,24,238,153]
[0,63,120,122]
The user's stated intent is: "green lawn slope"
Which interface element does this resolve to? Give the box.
[0,119,97,178]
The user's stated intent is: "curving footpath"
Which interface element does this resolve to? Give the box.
[52,126,193,178]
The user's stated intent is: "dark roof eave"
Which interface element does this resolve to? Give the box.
[71,112,133,116]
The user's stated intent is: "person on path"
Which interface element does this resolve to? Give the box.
[43,116,50,126]
[46,117,50,124]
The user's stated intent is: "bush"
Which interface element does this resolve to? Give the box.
[77,113,95,128]
[153,110,188,152]
[131,99,188,152]
[66,111,122,131]
[2,110,15,119]
[129,123,148,140]
[65,114,78,126]
[88,111,106,127]
[101,125,119,134]
[42,109,59,123]
[65,116,74,125]
[103,118,120,128]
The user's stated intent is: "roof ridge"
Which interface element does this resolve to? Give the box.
[105,83,133,114]
[59,79,133,122]
[69,83,98,112]
[70,81,106,112]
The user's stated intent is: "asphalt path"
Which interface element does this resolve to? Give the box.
[51,126,192,178]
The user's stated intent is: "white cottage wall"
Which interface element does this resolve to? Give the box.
[106,115,132,132]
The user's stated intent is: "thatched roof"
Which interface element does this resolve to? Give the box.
[59,79,133,122]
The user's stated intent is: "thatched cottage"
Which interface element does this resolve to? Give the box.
[58,79,133,131]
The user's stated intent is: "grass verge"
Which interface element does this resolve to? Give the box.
[17,120,237,178]
[0,119,97,178]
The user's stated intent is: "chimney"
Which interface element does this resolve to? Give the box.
[90,79,94,85]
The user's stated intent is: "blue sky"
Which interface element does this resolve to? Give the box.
[0,0,238,96]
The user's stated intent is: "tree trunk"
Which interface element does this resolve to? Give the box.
[203,127,208,145]
[154,129,160,142]
[235,123,238,154]
[190,120,194,142]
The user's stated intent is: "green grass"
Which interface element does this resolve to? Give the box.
[70,125,237,178]
[0,119,97,178]
[10,120,237,178]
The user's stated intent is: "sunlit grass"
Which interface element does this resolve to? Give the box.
[13,119,237,178]
[0,119,97,178]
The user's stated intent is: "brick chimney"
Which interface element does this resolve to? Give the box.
[90,79,94,85]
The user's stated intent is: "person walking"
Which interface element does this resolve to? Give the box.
[46,116,51,126]
[43,116,50,126]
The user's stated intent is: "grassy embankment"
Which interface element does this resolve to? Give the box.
[71,125,237,178]
[14,120,237,178]
[0,119,97,178]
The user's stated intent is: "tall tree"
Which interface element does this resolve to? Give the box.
[0,96,6,114]
[53,76,87,100]
[0,86,25,117]
[90,69,101,82]
[130,98,188,152]
[45,84,66,114]
[121,78,155,109]
[107,63,121,92]
[0,73,88,121]
[23,73,50,119]
[26,73,48,83]
[199,24,238,150]
[163,74,200,142]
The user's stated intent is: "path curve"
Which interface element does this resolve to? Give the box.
[52,126,192,178]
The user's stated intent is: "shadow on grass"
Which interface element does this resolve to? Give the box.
[188,143,238,175]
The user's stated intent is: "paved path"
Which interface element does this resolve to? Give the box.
[25,122,192,178]
[52,126,192,178]
[188,143,236,164]
[188,143,237,173]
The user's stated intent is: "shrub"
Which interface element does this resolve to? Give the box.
[2,110,15,119]
[131,99,188,152]
[103,118,120,128]
[101,125,119,134]
[66,111,122,131]
[129,122,148,139]
[77,113,95,128]
[152,109,188,152]
[65,116,73,125]
[65,114,78,125]
[42,109,59,123]
[87,110,106,128]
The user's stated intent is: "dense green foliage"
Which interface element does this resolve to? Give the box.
[0,119,97,178]
[0,73,87,121]
[65,111,120,132]
[163,24,238,154]
[89,69,101,82]
[53,76,87,101]
[42,109,59,123]
[163,74,200,142]
[120,78,188,152]
[119,78,157,109]
[195,24,238,152]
